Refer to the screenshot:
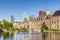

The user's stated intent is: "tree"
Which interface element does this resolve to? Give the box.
[0,22,1,28]
[1,20,10,29]
[20,25,29,32]
[41,22,48,31]
[0,19,14,30]
[10,23,14,30]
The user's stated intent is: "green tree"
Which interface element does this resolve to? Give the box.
[41,22,48,31]
[20,25,29,32]
[10,23,14,31]
[0,22,2,28]
[1,20,10,29]
[0,19,14,30]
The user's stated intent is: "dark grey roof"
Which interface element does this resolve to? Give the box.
[53,10,60,16]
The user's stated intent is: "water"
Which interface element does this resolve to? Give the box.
[0,32,60,40]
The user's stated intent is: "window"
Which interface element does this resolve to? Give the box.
[57,25,59,29]
[57,21,59,23]
[52,21,53,24]
[54,21,56,24]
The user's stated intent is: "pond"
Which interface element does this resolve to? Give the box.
[0,32,60,40]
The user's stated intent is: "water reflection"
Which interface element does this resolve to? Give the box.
[0,32,14,40]
[42,32,60,40]
[0,32,60,40]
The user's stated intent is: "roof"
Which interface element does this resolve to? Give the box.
[53,10,60,16]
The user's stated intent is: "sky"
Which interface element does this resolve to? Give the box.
[0,0,60,21]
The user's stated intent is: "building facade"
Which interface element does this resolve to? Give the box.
[13,10,60,32]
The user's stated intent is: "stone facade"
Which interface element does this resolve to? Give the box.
[13,10,60,32]
[13,15,60,32]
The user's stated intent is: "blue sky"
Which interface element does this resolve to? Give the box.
[0,0,60,21]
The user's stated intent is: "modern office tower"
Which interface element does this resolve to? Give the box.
[11,15,15,22]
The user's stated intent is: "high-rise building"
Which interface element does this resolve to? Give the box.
[11,15,15,22]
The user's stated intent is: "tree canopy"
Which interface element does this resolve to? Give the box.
[0,19,14,30]
[41,22,48,31]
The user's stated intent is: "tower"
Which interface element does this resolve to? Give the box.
[39,11,45,20]
[39,11,45,17]
[23,12,29,21]
[11,15,15,22]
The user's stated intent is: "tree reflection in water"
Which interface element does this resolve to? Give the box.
[42,32,48,40]
[0,32,14,40]
[0,32,60,40]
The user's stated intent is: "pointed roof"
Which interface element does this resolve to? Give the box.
[23,12,29,21]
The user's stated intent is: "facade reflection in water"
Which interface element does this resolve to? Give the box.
[0,32,60,40]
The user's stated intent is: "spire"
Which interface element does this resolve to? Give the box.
[23,12,29,21]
